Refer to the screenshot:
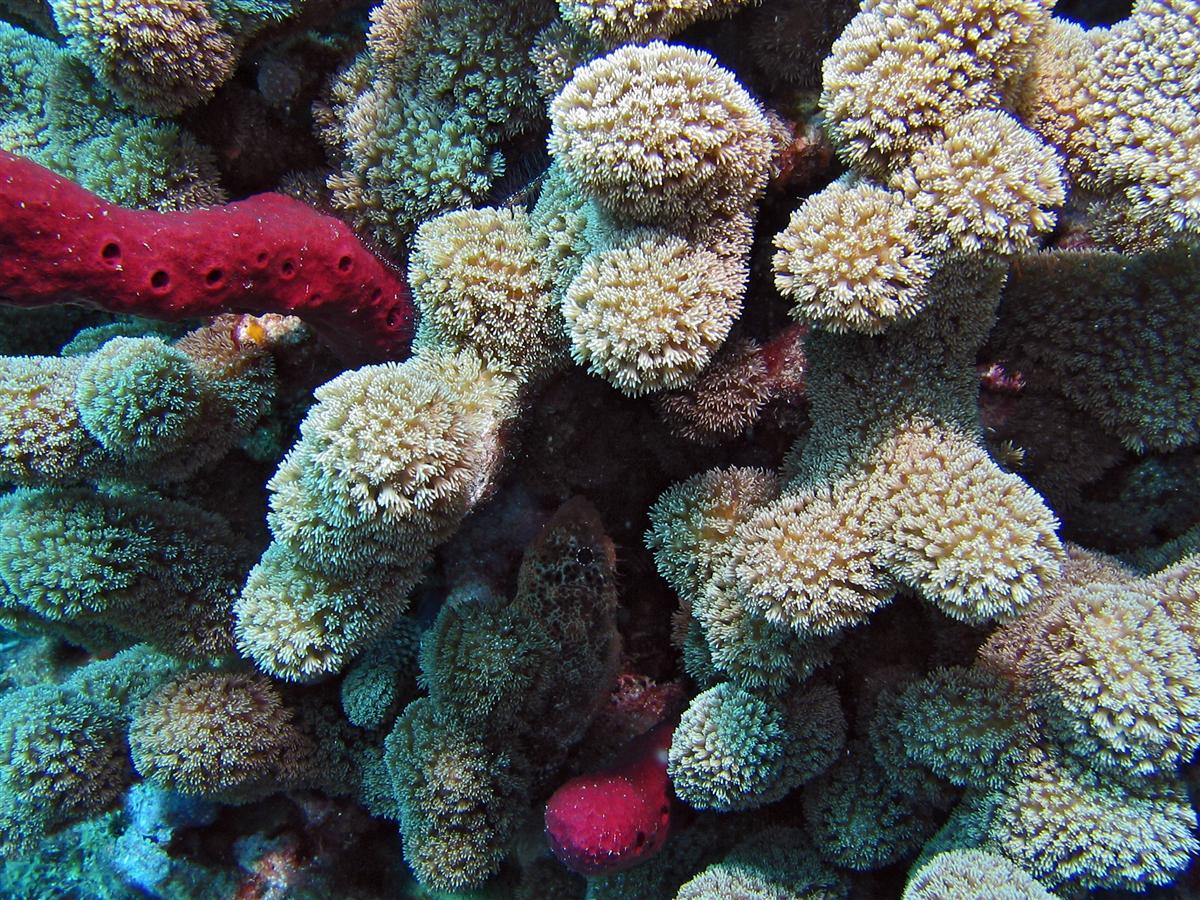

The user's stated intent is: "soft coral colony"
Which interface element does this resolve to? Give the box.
[0,0,1197,895]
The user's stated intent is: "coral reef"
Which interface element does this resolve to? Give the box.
[0,0,1198,896]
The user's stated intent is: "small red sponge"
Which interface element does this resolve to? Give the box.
[544,720,675,876]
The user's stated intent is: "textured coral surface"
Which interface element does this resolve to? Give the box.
[0,0,1198,897]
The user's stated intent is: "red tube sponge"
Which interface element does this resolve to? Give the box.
[0,150,413,362]
[545,720,675,876]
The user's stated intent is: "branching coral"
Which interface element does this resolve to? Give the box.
[130,671,310,799]
[0,0,1197,893]
[773,180,933,335]
[668,681,844,812]
[891,110,1066,255]
[729,264,1062,638]
[904,848,1054,900]
[322,0,554,250]
[549,41,770,228]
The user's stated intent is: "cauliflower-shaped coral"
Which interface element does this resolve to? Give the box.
[773,180,933,334]
[549,41,770,226]
[562,230,746,396]
[969,746,1197,893]
[74,337,202,462]
[409,207,567,382]
[903,848,1055,900]
[129,671,309,799]
[821,0,1054,173]
[234,543,425,682]
[891,110,1066,254]
[51,0,237,114]
[265,349,518,577]
[669,682,843,811]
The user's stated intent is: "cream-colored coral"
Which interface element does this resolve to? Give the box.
[773,180,932,334]
[52,0,237,115]
[557,0,753,44]
[732,475,896,637]
[409,207,568,382]
[235,543,426,681]
[892,110,1066,254]
[646,466,780,603]
[0,356,98,483]
[873,420,1063,625]
[266,350,517,579]
[1030,552,1200,777]
[820,0,1054,173]
[561,229,746,396]
[129,671,308,797]
[366,0,424,74]
[978,745,1197,893]
[548,42,771,226]
[1012,19,1111,185]
[903,849,1054,900]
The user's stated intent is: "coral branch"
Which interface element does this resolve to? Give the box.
[0,150,414,362]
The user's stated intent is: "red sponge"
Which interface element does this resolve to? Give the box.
[0,150,413,362]
[545,720,675,876]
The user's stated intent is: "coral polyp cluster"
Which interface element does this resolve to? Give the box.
[0,0,1198,896]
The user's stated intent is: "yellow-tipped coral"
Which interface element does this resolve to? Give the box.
[773,180,933,334]
[562,229,747,396]
[549,41,771,227]
[892,110,1066,255]
[409,206,568,382]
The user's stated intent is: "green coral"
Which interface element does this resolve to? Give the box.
[677,826,849,900]
[0,485,248,658]
[340,616,423,731]
[75,337,203,462]
[0,647,176,854]
[669,682,844,812]
[894,667,1033,789]
[384,699,522,892]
